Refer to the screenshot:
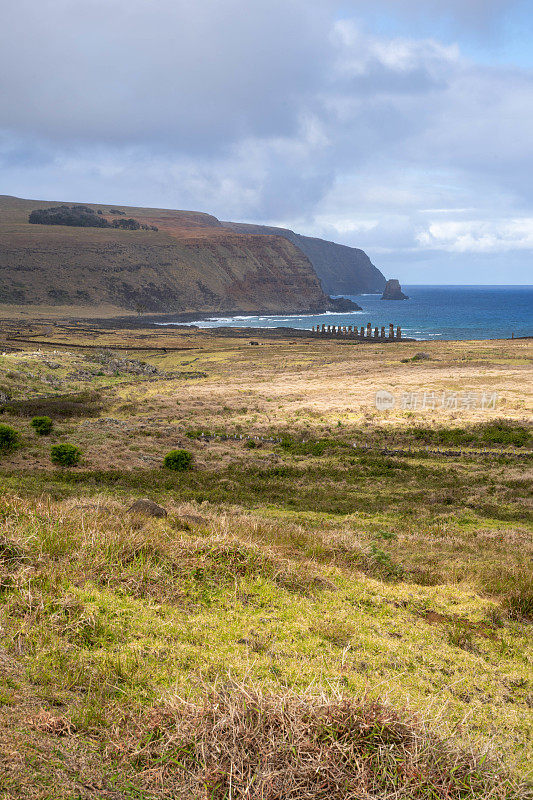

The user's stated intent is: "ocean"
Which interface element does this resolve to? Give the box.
[165,285,533,341]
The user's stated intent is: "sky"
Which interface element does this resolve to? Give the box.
[1,0,533,284]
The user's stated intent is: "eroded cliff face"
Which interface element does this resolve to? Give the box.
[0,196,338,314]
[221,222,387,295]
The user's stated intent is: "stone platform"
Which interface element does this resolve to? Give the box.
[310,322,402,340]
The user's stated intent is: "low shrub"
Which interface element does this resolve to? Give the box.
[50,443,82,467]
[408,421,532,449]
[480,420,531,448]
[163,449,193,471]
[409,427,476,446]
[280,436,348,456]
[368,543,404,578]
[31,416,54,436]
[0,424,19,452]
[2,391,102,418]
[357,454,409,475]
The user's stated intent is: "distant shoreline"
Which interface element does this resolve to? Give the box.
[1,285,531,340]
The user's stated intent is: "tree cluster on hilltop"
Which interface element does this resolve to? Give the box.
[28,205,157,231]
[29,205,109,227]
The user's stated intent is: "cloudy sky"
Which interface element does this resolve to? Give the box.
[1,0,532,283]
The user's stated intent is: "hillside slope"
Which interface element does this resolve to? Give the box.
[0,333,531,797]
[0,196,346,315]
[222,221,387,295]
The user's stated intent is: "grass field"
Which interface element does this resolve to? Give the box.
[0,324,531,798]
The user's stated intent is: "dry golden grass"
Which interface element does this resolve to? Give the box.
[115,686,526,799]
[0,303,139,321]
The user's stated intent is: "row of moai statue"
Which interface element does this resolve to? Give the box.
[311,322,401,339]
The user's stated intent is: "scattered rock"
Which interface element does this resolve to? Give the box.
[329,296,363,311]
[128,498,168,518]
[401,352,432,363]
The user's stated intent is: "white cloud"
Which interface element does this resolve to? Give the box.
[333,20,460,75]
[417,218,533,252]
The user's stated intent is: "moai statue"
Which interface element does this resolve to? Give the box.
[321,324,326,334]
[389,323,394,339]
[381,326,385,338]
[327,325,331,334]
[360,326,365,338]
[366,322,372,338]
[396,326,402,339]
[348,326,353,335]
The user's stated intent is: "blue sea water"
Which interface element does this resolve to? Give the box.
[167,286,533,341]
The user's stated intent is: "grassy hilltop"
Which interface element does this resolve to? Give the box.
[0,323,531,798]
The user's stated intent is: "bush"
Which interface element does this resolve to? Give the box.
[2,390,102,418]
[163,449,193,471]
[50,443,82,467]
[111,217,140,230]
[408,421,532,448]
[31,416,54,436]
[0,424,19,452]
[480,420,531,448]
[409,427,476,446]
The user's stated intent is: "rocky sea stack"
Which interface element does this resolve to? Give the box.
[381,279,409,300]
